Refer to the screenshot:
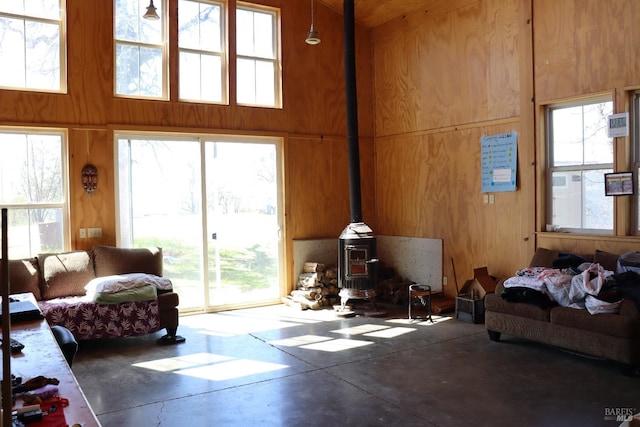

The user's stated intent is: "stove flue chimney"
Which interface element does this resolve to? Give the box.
[337,0,378,311]
[343,0,362,224]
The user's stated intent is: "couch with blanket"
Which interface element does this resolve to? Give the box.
[485,248,640,374]
[7,245,184,344]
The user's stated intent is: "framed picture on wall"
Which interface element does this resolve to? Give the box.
[604,172,634,196]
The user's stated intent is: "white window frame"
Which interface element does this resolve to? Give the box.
[546,96,614,234]
[0,0,67,93]
[114,0,169,100]
[236,2,282,108]
[0,127,70,258]
[178,0,227,104]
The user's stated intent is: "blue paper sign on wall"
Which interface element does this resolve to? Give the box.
[481,132,517,193]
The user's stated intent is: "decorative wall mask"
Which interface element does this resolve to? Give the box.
[82,164,98,194]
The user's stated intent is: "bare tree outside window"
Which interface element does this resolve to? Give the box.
[0,1,64,91]
[0,131,66,257]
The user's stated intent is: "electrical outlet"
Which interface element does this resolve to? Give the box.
[442,276,448,286]
[79,228,87,239]
[489,194,495,204]
[88,227,102,238]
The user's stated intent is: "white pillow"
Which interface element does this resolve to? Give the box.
[85,273,173,294]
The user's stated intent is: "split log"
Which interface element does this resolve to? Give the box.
[303,262,325,273]
[297,272,318,288]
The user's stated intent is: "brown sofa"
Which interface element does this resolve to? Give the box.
[485,248,640,375]
[7,245,184,344]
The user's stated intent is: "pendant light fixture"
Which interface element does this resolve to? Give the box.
[143,0,160,20]
[305,0,321,45]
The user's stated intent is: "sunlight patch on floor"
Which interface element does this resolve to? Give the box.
[363,327,415,338]
[300,338,374,352]
[132,352,289,381]
[177,359,289,381]
[268,335,333,347]
[386,315,452,325]
[181,312,302,336]
[331,324,390,335]
[133,352,234,372]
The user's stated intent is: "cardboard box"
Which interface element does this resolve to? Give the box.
[455,267,497,323]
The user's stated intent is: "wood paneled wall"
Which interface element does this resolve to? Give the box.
[4,0,640,296]
[0,0,375,290]
[372,0,535,291]
[534,0,640,258]
[372,0,640,294]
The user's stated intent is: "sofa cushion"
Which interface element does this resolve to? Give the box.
[39,251,95,299]
[529,247,594,268]
[594,249,619,272]
[93,246,163,277]
[5,258,41,300]
[550,306,638,339]
[484,291,552,322]
[529,247,557,268]
[93,284,158,304]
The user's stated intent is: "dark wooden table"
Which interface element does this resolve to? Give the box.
[1,293,100,426]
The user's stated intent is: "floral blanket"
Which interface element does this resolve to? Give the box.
[38,296,161,340]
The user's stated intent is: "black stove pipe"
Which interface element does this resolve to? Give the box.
[343,0,362,224]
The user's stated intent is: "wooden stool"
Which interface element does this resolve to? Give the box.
[408,284,432,322]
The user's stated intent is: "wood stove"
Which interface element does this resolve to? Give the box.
[338,222,377,307]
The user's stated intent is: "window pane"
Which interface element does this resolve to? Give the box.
[0,5,63,91]
[140,46,163,97]
[237,8,274,59]
[0,0,60,19]
[237,57,256,104]
[115,44,163,97]
[180,51,222,102]
[236,6,279,107]
[0,131,66,258]
[255,60,274,105]
[115,0,164,98]
[115,44,141,95]
[26,21,60,90]
[179,0,221,52]
[253,11,273,58]
[115,0,162,44]
[0,17,27,87]
[6,208,64,257]
[236,9,254,56]
[0,133,62,203]
[550,169,612,230]
[552,102,613,167]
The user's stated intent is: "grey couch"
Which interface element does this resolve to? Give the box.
[485,248,640,375]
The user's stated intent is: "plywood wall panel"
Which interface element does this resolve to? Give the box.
[486,0,520,118]
[285,136,376,240]
[537,234,640,259]
[376,123,533,290]
[534,0,640,103]
[373,0,520,137]
[65,0,112,125]
[69,129,115,250]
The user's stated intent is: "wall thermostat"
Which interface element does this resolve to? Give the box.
[607,112,629,138]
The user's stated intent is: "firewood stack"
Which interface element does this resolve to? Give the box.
[282,262,340,310]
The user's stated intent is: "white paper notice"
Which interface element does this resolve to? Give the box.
[492,168,512,183]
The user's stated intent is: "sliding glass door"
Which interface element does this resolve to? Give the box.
[116,134,282,312]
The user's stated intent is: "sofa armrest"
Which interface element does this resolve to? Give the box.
[619,298,640,318]
[158,290,179,308]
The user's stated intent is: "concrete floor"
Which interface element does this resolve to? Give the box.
[71,303,639,427]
